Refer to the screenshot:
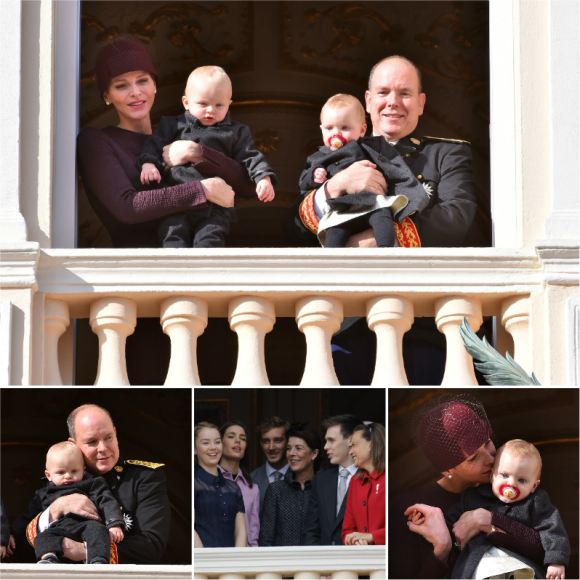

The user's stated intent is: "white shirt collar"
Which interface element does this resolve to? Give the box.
[372,131,398,145]
[266,461,290,478]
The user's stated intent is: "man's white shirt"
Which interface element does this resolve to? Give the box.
[265,461,290,484]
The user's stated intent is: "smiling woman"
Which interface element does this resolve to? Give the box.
[258,424,322,547]
[194,422,247,549]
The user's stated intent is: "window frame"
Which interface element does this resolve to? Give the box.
[52,0,517,250]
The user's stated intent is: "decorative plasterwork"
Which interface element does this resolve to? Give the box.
[535,240,580,286]
[0,244,40,289]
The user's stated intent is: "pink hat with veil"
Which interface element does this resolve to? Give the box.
[412,393,493,472]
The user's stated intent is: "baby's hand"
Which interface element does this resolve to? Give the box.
[140,163,161,185]
[409,508,426,526]
[256,176,275,203]
[546,564,565,579]
[109,525,124,543]
[313,167,328,183]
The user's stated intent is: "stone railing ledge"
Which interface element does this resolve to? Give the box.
[194,545,386,575]
[0,242,40,289]
[535,239,580,285]
[0,563,192,579]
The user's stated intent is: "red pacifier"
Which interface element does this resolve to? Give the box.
[499,484,520,500]
[328,134,347,151]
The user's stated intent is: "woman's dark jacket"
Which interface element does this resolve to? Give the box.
[258,469,317,547]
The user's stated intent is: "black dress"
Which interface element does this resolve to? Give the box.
[194,466,245,548]
[259,469,316,547]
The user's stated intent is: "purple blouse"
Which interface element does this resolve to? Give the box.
[218,465,260,547]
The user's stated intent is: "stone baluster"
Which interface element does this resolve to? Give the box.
[43,298,70,385]
[218,575,246,580]
[367,295,414,385]
[194,575,208,580]
[331,572,359,579]
[161,296,208,386]
[90,297,137,386]
[256,574,282,580]
[369,572,385,580]
[294,574,322,580]
[501,295,532,373]
[435,296,483,386]
[295,296,343,386]
[229,296,275,385]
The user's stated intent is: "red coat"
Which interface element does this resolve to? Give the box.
[341,470,385,545]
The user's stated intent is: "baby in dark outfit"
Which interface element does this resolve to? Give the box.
[34,442,124,565]
[138,66,277,248]
[299,94,429,247]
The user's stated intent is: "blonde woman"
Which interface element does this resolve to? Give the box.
[194,422,246,548]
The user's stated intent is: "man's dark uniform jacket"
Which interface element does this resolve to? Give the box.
[445,484,570,579]
[299,138,429,223]
[286,132,476,248]
[11,457,171,564]
[303,467,349,546]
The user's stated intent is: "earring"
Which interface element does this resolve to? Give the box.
[105,101,110,106]
[448,474,452,479]
[154,89,157,94]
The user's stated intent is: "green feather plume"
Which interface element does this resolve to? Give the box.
[459,317,541,386]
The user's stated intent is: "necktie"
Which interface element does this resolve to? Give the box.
[337,468,349,515]
[273,471,282,482]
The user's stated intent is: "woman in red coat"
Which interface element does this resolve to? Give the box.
[341,422,385,546]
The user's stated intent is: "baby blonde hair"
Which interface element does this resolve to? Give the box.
[46,441,84,469]
[497,439,542,478]
[321,94,366,125]
[186,66,231,93]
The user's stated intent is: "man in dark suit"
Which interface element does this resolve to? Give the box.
[303,414,362,546]
[250,416,290,514]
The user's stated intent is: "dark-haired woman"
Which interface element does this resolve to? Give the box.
[218,421,260,547]
[259,426,322,547]
[342,422,386,546]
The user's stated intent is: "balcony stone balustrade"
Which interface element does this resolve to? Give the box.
[0,563,192,579]
[194,546,386,579]
[11,246,573,385]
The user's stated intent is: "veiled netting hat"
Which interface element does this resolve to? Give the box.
[95,37,158,96]
[412,393,493,472]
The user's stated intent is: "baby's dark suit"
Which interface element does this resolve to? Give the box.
[34,478,124,563]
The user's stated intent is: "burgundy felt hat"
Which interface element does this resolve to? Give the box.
[412,393,493,472]
[95,38,157,96]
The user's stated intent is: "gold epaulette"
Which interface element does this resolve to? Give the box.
[126,460,165,469]
[422,136,471,144]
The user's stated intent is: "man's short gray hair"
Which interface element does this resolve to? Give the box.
[368,55,423,94]
[67,404,114,441]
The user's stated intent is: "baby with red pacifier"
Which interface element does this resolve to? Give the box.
[433,439,569,579]
[298,94,429,247]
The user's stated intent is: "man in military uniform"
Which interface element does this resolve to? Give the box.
[285,55,477,248]
[285,56,477,384]
[11,404,171,564]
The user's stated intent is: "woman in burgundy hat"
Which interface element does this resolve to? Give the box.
[78,36,256,249]
[388,393,545,579]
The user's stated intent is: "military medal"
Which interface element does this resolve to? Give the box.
[123,513,133,530]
